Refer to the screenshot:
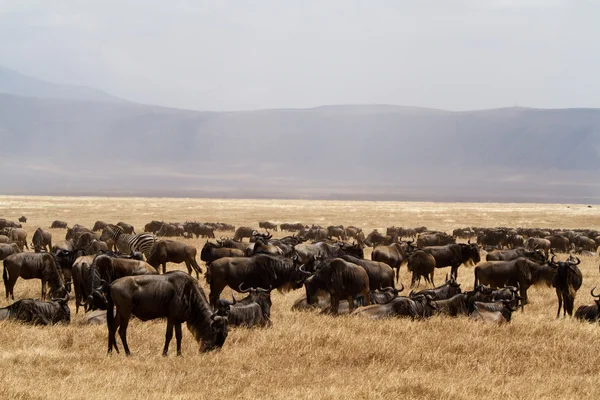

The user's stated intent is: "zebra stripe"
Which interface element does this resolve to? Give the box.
[103,225,156,259]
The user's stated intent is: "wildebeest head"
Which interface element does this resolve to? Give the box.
[200,313,229,352]
[215,293,236,317]
[239,283,273,318]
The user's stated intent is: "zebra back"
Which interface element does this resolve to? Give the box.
[103,225,156,259]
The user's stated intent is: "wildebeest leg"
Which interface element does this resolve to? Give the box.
[347,296,355,313]
[331,296,340,314]
[118,313,132,356]
[209,282,226,308]
[411,272,417,288]
[184,261,192,276]
[430,269,435,287]
[175,323,183,356]
[556,289,562,318]
[162,263,167,274]
[163,320,174,356]
[41,279,47,301]
[565,295,574,317]
[450,265,459,280]
[108,311,120,354]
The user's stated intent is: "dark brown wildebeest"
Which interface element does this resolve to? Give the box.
[51,239,77,274]
[546,235,570,253]
[417,232,455,247]
[1,228,28,251]
[345,226,362,241]
[74,232,100,251]
[473,257,556,305]
[371,241,415,281]
[327,225,346,241]
[486,247,546,263]
[467,284,522,312]
[469,300,517,323]
[84,239,109,255]
[0,235,10,243]
[303,258,370,314]
[280,223,307,232]
[338,255,395,291]
[233,226,256,242]
[250,235,284,257]
[107,271,229,356]
[476,230,507,249]
[217,238,251,252]
[364,230,398,247]
[3,252,67,300]
[293,241,363,264]
[0,293,70,325]
[18,216,27,223]
[200,242,246,265]
[156,223,179,237]
[412,276,462,300]
[575,287,600,323]
[51,220,68,229]
[32,228,52,253]
[407,250,436,287]
[549,254,582,318]
[66,225,95,243]
[350,293,436,320]
[116,222,136,234]
[215,285,272,328]
[431,293,471,317]
[259,221,278,232]
[0,219,21,229]
[525,237,551,257]
[146,240,202,279]
[85,254,158,311]
[92,221,109,232]
[506,234,525,249]
[72,255,95,313]
[452,227,475,239]
[573,236,596,252]
[422,242,480,279]
[144,220,164,233]
[206,254,308,307]
[0,243,21,260]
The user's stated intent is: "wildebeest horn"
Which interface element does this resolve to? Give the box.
[251,230,258,236]
[238,283,252,293]
[398,282,404,293]
[591,287,600,298]
[231,294,237,305]
[299,264,311,275]
[445,273,449,282]
[256,285,271,293]
[570,256,581,266]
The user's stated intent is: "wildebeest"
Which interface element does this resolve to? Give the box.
[412,277,462,300]
[469,300,517,324]
[473,257,556,305]
[146,240,202,278]
[206,254,308,307]
[107,272,229,356]
[259,221,278,231]
[486,247,546,263]
[0,294,70,325]
[476,230,507,249]
[371,241,415,281]
[1,228,28,251]
[0,243,21,260]
[574,287,600,323]
[156,223,180,237]
[549,254,582,318]
[417,232,455,247]
[144,220,164,233]
[0,235,10,243]
[293,241,363,264]
[338,255,395,291]
[72,255,95,313]
[51,220,68,229]
[422,242,480,279]
[200,241,246,265]
[31,228,52,253]
[184,222,215,239]
[327,225,346,241]
[364,230,397,247]
[116,222,136,234]
[546,235,570,253]
[345,226,362,241]
[18,216,27,223]
[233,226,256,242]
[215,285,272,328]
[3,252,67,300]
[280,223,307,232]
[303,258,370,314]
[407,249,436,287]
[92,221,109,232]
[431,293,470,317]
[0,219,21,229]
[525,237,551,257]
[350,293,436,320]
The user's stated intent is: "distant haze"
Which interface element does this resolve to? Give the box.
[1,1,599,111]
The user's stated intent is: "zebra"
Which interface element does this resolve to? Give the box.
[99,224,156,259]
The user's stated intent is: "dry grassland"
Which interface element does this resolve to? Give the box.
[0,196,599,400]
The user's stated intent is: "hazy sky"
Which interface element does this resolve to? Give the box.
[1,0,598,111]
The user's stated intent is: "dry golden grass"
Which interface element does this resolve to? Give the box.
[0,196,599,400]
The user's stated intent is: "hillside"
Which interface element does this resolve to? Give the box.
[0,93,599,202]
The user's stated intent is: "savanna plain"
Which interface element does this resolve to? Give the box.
[1,196,599,400]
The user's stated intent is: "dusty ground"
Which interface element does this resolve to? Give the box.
[0,196,599,400]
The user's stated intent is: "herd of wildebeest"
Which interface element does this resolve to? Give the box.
[1,216,599,356]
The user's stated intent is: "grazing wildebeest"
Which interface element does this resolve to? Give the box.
[549,254,582,318]
[486,247,546,263]
[469,300,517,323]
[206,254,308,307]
[338,255,395,291]
[574,287,600,323]
[31,228,52,253]
[92,221,109,232]
[2,228,28,251]
[146,240,202,278]
[350,294,436,320]
[3,252,67,300]
[371,241,415,281]
[51,220,68,229]
[200,241,246,265]
[467,284,522,312]
[259,221,278,231]
[18,216,27,223]
[473,257,556,305]
[422,242,480,279]
[0,294,70,325]
[116,222,135,234]
[233,227,256,242]
[0,243,21,260]
[407,250,436,287]
[525,237,551,257]
[107,272,229,356]
[476,230,507,249]
[303,258,370,314]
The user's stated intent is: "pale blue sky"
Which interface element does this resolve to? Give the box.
[1,0,598,111]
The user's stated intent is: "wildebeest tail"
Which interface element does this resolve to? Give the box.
[2,265,8,296]
[204,264,212,284]
[191,257,203,275]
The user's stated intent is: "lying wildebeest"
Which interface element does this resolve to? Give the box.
[146,240,202,278]
[371,241,415,281]
[259,221,278,232]
[407,250,436,287]
[0,243,21,260]
[116,222,136,234]
[467,284,522,312]
[79,310,111,325]
[1,227,28,251]
[92,221,109,232]
[431,293,471,317]
[469,300,517,324]
[3,252,67,300]
[473,257,556,305]
[85,254,158,311]
[32,228,52,253]
[486,247,546,263]
[0,294,70,325]
[215,285,272,328]
[303,258,370,314]
[412,276,462,300]
[51,220,68,229]
[107,272,229,356]
[233,226,256,242]
[549,254,582,318]
[422,242,480,279]
[201,241,246,265]
[574,287,600,323]
[206,254,308,307]
[338,255,395,291]
[350,293,436,320]
[291,293,331,311]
